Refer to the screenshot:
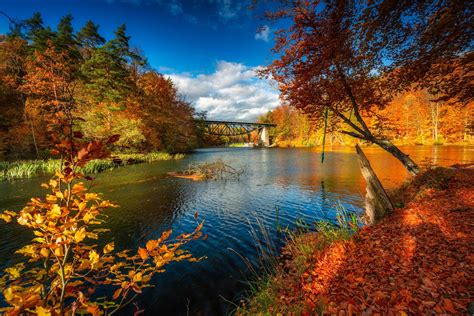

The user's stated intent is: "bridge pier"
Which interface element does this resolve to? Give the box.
[258,126,270,147]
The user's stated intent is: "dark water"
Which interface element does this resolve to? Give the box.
[0,146,472,315]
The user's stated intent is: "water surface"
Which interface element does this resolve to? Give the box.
[0,146,472,315]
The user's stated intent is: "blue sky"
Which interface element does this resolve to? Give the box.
[0,0,283,120]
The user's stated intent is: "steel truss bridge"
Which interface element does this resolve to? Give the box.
[197,120,276,146]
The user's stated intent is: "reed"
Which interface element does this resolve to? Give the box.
[0,152,184,181]
[236,203,361,315]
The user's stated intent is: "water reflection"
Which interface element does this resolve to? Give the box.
[0,146,472,315]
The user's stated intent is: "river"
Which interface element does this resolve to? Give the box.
[0,145,472,315]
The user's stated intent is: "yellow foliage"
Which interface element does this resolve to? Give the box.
[35,306,52,316]
[103,242,114,254]
[1,102,205,314]
[74,227,87,243]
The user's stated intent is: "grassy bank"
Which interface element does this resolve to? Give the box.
[0,152,184,181]
[238,167,474,314]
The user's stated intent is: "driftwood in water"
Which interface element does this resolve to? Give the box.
[168,160,244,181]
[356,144,394,224]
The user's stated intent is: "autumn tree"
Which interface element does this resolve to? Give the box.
[1,71,204,316]
[259,0,473,175]
[138,71,198,153]
[0,35,40,158]
[360,0,473,104]
[1,12,199,156]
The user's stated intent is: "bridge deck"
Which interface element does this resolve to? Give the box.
[199,120,276,127]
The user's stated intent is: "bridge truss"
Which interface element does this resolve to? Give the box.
[199,120,276,137]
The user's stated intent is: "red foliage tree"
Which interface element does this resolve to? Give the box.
[259,0,472,175]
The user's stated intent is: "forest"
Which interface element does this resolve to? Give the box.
[260,90,473,148]
[0,13,199,160]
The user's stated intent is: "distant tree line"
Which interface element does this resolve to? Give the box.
[260,90,473,147]
[0,12,199,160]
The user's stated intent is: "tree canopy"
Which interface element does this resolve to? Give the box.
[0,12,199,159]
[260,0,473,174]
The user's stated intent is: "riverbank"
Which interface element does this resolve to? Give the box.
[239,166,474,314]
[274,141,474,148]
[0,152,184,181]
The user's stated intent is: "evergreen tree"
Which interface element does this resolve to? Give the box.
[23,12,54,51]
[80,41,131,106]
[54,15,81,68]
[111,24,146,67]
[77,21,105,59]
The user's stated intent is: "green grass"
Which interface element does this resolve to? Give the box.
[0,152,184,181]
[237,203,360,315]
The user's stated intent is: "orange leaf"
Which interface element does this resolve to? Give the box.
[146,239,159,252]
[443,298,456,313]
[138,247,149,260]
[112,288,122,300]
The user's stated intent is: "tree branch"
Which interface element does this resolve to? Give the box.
[329,106,372,140]
[339,130,370,141]
[335,63,372,134]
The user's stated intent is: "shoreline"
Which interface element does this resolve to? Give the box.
[272,142,474,149]
[0,152,185,182]
[239,166,474,314]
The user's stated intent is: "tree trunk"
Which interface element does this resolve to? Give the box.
[29,118,40,159]
[356,144,394,224]
[334,65,421,176]
[374,139,420,176]
[21,94,40,159]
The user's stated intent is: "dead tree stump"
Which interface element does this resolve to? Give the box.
[356,144,394,224]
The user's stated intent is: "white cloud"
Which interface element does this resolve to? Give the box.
[168,61,280,121]
[255,25,270,42]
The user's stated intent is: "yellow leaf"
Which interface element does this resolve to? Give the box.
[103,242,114,254]
[3,287,14,302]
[35,306,52,316]
[0,213,12,223]
[133,272,143,282]
[34,213,43,224]
[15,245,36,256]
[78,201,87,212]
[46,194,57,203]
[55,191,64,199]
[74,228,87,243]
[40,248,49,257]
[49,179,58,188]
[72,183,87,194]
[4,210,17,216]
[89,250,100,264]
[5,264,23,279]
[50,204,61,218]
[83,212,94,223]
[54,247,64,257]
